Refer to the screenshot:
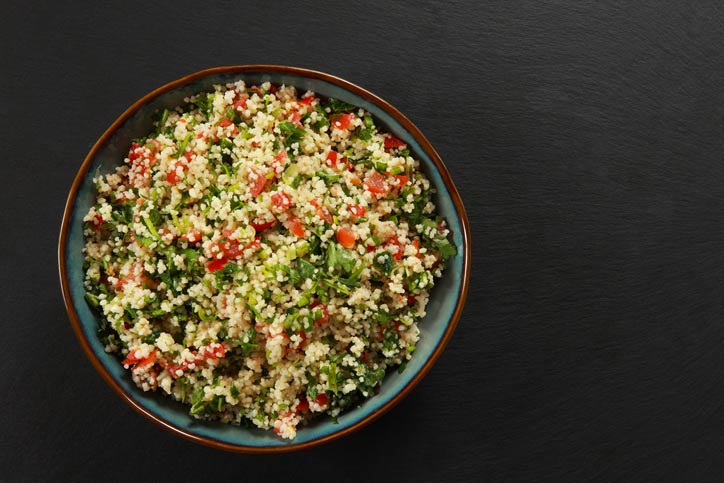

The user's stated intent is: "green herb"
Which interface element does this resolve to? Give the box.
[84,292,100,309]
[274,264,301,286]
[364,115,375,129]
[220,137,235,153]
[155,109,169,134]
[229,328,258,356]
[176,133,193,156]
[317,170,341,185]
[326,243,356,275]
[306,372,318,400]
[326,98,356,113]
[374,251,394,276]
[322,277,351,296]
[278,121,306,150]
[193,93,213,117]
[322,363,338,394]
[111,201,134,225]
[142,216,161,240]
[190,387,206,415]
[297,258,317,280]
[141,331,160,344]
[436,238,457,259]
[357,128,372,141]
[389,166,405,175]
[211,395,224,412]
[312,104,330,131]
[408,271,431,291]
[124,305,137,321]
[214,262,240,289]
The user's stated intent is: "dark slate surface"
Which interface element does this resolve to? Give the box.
[3,1,724,481]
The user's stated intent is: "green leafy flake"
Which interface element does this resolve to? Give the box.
[278,121,306,149]
[297,258,317,280]
[317,170,341,185]
[374,251,394,276]
[84,292,100,309]
[176,133,193,157]
[312,104,330,131]
[436,238,457,259]
[326,98,356,113]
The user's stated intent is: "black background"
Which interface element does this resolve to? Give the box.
[3,1,724,481]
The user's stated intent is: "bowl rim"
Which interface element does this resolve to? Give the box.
[58,64,471,453]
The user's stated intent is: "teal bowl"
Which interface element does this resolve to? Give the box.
[58,65,470,453]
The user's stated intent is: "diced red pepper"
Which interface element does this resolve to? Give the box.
[271,192,292,213]
[294,330,309,350]
[219,237,244,259]
[386,235,404,260]
[207,257,228,272]
[233,97,248,110]
[246,236,261,252]
[180,229,202,243]
[299,95,314,105]
[384,135,406,150]
[331,113,354,130]
[289,111,302,127]
[310,199,333,224]
[348,204,366,218]
[165,360,190,378]
[218,117,233,127]
[394,174,409,187]
[287,216,305,237]
[325,150,339,166]
[114,264,148,291]
[326,150,349,170]
[166,159,188,185]
[144,139,161,156]
[251,219,276,232]
[122,349,157,369]
[128,144,151,188]
[271,150,288,173]
[364,171,390,195]
[296,397,310,414]
[121,350,142,366]
[128,143,143,163]
[310,301,329,325]
[166,342,227,379]
[198,342,226,361]
[248,168,269,197]
[336,227,356,248]
[92,214,104,230]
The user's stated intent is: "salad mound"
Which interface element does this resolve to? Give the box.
[82,81,455,439]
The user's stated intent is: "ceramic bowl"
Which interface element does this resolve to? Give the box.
[58,65,470,452]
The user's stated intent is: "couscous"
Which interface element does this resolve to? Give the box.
[82,81,456,439]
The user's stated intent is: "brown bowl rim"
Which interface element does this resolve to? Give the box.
[58,65,471,454]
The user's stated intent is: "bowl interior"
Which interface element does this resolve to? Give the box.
[62,68,468,449]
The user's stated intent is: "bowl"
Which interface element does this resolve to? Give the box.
[58,65,470,453]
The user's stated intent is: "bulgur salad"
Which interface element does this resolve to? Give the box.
[82,81,456,439]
